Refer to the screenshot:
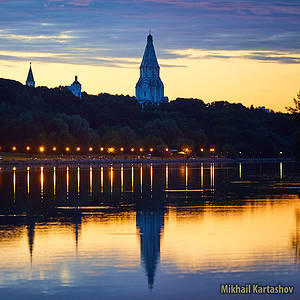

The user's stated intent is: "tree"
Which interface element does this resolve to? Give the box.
[286,91,300,114]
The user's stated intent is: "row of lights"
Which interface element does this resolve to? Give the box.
[9,146,216,153]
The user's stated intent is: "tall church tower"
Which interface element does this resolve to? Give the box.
[26,62,35,87]
[136,33,168,105]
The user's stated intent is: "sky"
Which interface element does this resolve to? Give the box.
[0,0,300,111]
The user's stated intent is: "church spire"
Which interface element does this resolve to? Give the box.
[135,33,168,105]
[26,62,35,87]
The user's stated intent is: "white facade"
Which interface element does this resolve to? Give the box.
[136,34,168,105]
[67,76,82,99]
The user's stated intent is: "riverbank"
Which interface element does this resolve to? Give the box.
[0,152,295,166]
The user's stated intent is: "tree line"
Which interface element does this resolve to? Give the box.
[0,78,299,157]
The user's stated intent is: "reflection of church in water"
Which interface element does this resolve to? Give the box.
[25,206,164,289]
[136,205,165,289]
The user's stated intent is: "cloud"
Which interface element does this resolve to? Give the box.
[0,0,300,64]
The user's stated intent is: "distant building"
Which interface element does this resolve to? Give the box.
[67,76,82,99]
[26,63,35,87]
[136,33,168,105]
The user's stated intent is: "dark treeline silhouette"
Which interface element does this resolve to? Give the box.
[0,78,299,157]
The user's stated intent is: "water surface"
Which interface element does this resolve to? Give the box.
[0,162,299,299]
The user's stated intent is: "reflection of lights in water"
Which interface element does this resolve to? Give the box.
[110,166,113,194]
[166,164,169,190]
[140,164,143,193]
[53,167,56,198]
[40,167,44,200]
[121,164,124,193]
[201,163,204,188]
[185,164,188,191]
[89,166,93,197]
[131,165,134,192]
[210,163,215,187]
[27,167,30,195]
[150,164,153,193]
[13,167,16,202]
[280,162,283,180]
[239,163,242,180]
[101,167,104,193]
[66,167,69,200]
[53,167,56,199]
[77,166,80,196]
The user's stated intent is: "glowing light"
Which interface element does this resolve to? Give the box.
[120,147,124,152]
[53,147,57,151]
[108,147,115,153]
[26,146,30,151]
[76,147,80,152]
[140,148,143,152]
[150,148,154,152]
[165,148,169,152]
[279,151,283,155]
[210,148,215,152]
[185,148,189,152]
[39,146,45,153]
[131,148,135,152]
[66,147,70,152]
[12,146,16,151]
[89,147,93,152]
[200,148,204,152]
[100,147,104,151]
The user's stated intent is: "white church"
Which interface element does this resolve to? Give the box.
[136,33,168,105]
[25,33,168,104]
